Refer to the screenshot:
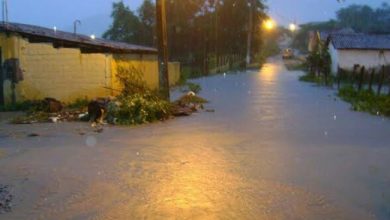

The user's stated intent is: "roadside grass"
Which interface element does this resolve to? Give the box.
[338,86,390,116]
[297,69,390,117]
[298,73,336,86]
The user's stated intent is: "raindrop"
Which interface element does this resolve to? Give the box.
[377,111,380,116]
[136,152,140,156]
[333,114,337,121]
[324,131,328,136]
[86,136,97,147]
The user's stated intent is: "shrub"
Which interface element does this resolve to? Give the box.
[109,93,171,125]
[107,65,172,125]
[338,86,390,116]
[187,82,202,94]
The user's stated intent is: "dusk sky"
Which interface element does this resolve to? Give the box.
[6,0,386,36]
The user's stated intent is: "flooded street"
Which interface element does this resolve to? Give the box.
[1,58,390,219]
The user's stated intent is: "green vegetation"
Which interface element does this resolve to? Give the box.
[109,93,171,125]
[178,82,202,94]
[299,74,322,84]
[107,66,171,125]
[338,86,390,116]
[299,38,333,85]
[299,73,336,85]
[292,3,390,52]
[104,0,269,76]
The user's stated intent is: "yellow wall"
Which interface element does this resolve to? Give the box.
[0,33,181,104]
[168,62,180,86]
[111,54,159,96]
[17,39,112,102]
[0,34,18,59]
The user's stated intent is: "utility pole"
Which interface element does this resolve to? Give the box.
[2,0,8,24]
[156,0,170,100]
[73,19,81,35]
[246,0,254,67]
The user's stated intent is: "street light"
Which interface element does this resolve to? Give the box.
[263,19,276,30]
[289,23,297,32]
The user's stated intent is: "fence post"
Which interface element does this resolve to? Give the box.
[377,65,385,95]
[352,64,359,88]
[358,66,365,91]
[368,68,375,92]
[387,66,390,96]
[337,67,341,89]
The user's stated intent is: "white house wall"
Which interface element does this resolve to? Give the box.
[337,49,390,72]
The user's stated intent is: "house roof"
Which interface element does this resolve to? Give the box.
[319,28,355,42]
[0,22,157,54]
[330,33,390,50]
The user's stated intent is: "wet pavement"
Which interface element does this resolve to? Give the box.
[1,58,390,219]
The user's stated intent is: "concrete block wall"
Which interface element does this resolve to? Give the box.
[0,33,181,104]
[16,39,112,102]
[111,54,159,94]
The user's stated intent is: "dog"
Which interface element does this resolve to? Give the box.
[88,98,111,126]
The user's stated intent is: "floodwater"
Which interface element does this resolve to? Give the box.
[1,58,390,219]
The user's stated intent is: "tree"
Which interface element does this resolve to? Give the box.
[337,3,390,34]
[138,0,156,46]
[104,0,269,77]
[103,1,141,44]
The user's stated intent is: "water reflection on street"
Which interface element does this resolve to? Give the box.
[1,58,390,219]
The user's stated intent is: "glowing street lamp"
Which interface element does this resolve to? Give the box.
[289,23,297,32]
[263,19,276,30]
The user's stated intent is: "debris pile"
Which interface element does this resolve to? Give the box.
[10,97,88,124]
[9,91,212,125]
[172,92,209,116]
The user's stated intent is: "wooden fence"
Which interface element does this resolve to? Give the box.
[336,65,390,95]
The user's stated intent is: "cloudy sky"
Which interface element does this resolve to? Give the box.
[6,0,386,36]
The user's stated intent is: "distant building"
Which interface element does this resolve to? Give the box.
[0,22,180,105]
[327,33,390,73]
[308,28,355,53]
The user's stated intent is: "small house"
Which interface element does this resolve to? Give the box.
[0,22,180,105]
[327,33,390,74]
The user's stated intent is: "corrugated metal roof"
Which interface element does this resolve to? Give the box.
[0,22,157,54]
[330,33,390,50]
[319,28,355,42]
